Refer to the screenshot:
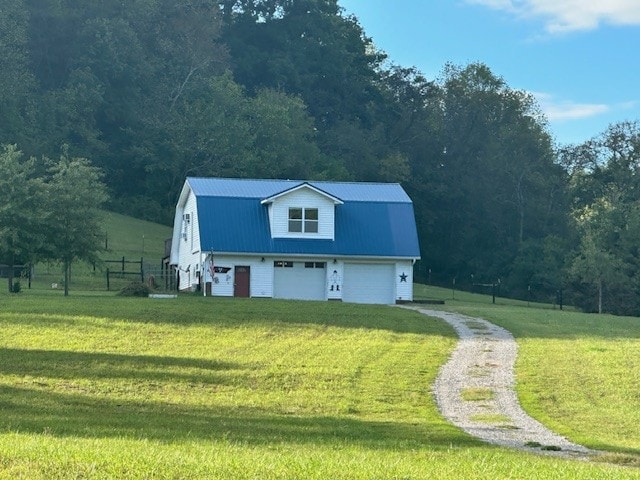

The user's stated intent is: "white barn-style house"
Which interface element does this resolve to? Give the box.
[170,177,421,304]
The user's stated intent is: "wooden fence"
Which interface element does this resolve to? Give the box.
[105,257,143,290]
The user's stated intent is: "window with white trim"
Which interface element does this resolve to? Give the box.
[288,207,318,233]
[182,213,190,241]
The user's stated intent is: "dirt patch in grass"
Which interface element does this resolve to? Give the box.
[461,387,495,402]
[464,321,489,331]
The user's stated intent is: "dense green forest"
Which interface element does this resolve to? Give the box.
[2,0,640,314]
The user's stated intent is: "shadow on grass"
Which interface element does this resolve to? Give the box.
[0,384,478,450]
[0,348,243,386]
[0,296,459,338]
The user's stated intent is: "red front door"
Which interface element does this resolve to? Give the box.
[234,266,250,297]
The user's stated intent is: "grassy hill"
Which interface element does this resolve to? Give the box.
[0,295,639,478]
[101,211,172,261]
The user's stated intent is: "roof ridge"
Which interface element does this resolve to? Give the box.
[187,176,401,187]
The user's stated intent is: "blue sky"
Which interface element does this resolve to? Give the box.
[339,0,640,146]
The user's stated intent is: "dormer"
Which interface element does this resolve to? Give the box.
[261,183,343,240]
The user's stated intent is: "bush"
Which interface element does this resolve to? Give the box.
[118,282,151,297]
[11,281,21,293]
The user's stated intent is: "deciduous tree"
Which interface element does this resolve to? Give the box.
[43,146,108,296]
[0,145,46,292]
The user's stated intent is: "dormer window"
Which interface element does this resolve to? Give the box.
[261,183,342,239]
[288,207,318,233]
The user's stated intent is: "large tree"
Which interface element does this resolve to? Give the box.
[569,193,632,314]
[44,146,108,296]
[220,0,384,127]
[0,145,46,292]
[413,63,568,289]
[563,121,640,314]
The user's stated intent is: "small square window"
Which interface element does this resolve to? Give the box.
[305,209,318,221]
[288,208,303,233]
[305,220,318,233]
[288,207,319,233]
[289,221,302,232]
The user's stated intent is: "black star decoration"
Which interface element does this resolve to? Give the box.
[399,272,408,282]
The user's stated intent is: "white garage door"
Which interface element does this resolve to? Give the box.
[342,263,395,304]
[273,261,326,300]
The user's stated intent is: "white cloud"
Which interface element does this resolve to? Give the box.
[533,94,638,122]
[533,92,610,121]
[466,0,640,33]
[545,102,610,121]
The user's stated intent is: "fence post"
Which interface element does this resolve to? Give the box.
[106,268,110,291]
[140,257,144,283]
[558,289,563,310]
[121,256,125,276]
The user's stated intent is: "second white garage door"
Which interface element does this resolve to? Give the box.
[273,261,326,300]
[342,263,395,304]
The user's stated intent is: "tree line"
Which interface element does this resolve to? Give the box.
[1,0,639,313]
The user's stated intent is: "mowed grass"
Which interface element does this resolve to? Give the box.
[417,284,640,464]
[1,294,639,478]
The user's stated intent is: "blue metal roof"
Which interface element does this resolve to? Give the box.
[187,177,412,203]
[190,178,420,258]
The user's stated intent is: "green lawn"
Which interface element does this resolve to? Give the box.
[453,305,640,456]
[1,293,639,478]
[416,284,640,462]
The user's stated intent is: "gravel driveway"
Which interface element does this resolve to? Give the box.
[408,307,599,460]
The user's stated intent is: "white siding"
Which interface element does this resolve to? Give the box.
[204,257,235,297]
[269,188,335,239]
[395,261,414,302]
[177,191,202,291]
[189,195,201,254]
[203,255,273,298]
[342,263,396,304]
[196,255,413,303]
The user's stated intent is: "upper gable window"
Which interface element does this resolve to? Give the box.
[288,207,318,233]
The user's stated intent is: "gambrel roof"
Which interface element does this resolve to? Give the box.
[182,177,420,258]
